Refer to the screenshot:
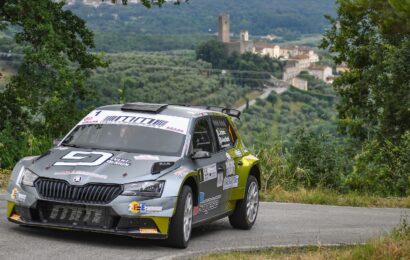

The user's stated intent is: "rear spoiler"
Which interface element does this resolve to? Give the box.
[175,104,241,119]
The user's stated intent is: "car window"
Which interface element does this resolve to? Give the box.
[211,117,237,150]
[61,124,185,157]
[192,118,214,153]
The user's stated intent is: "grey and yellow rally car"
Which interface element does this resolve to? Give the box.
[7,103,260,248]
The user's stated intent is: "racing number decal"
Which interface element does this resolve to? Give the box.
[54,151,113,166]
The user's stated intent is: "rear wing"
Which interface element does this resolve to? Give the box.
[175,104,241,119]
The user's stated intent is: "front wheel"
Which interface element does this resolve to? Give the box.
[229,175,259,229]
[166,185,193,248]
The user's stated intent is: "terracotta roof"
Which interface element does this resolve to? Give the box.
[254,42,276,51]
[308,64,332,71]
[289,54,310,60]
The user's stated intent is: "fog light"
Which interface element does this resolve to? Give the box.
[10,213,21,221]
[139,227,158,234]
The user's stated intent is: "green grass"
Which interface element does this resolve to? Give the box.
[0,168,11,191]
[198,218,410,259]
[261,186,410,208]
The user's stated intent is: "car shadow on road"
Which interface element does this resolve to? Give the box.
[9,219,233,249]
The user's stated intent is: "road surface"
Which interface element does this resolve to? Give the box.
[0,194,408,260]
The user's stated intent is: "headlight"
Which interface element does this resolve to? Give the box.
[122,181,165,197]
[21,168,39,186]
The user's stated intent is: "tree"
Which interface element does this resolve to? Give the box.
[196,39,226,68]
[321,0,410,142]
[0,0,107,134]
[321,0,410,195]
[0,0,181,167]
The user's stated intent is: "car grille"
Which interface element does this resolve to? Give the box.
[37,201,117,229]
[34,178,123,204]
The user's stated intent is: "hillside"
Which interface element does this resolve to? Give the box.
[237,76,338,147]
[67,0,336,52]
[86,51,259,108]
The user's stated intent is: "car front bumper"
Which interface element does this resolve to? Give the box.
[6,184,178,239]
[7,200,173,239]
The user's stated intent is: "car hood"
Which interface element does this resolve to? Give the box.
[26,146,182,185]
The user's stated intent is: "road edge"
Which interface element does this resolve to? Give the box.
[155,243,366,260]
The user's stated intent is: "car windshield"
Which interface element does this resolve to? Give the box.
[61,124,186,157]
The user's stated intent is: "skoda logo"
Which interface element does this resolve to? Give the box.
[73,176,82,183]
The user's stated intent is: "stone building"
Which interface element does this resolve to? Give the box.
[307,64,333,83]
[218,15,230,43]
[290,77,308,91]
[253,42,280,58]
[218,15,254,56]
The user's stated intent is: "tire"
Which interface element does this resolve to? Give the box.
[229,175,259,230]
[166,185,193,248]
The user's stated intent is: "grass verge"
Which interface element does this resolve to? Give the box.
[261,186,410,208]
[0,168,11,191]
[198,217,410,260]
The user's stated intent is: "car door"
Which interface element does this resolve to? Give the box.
[210,116,243,211]
[190,117,227,222]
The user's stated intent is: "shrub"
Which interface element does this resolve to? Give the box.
[287,128,351,190]
[345,131,410,196]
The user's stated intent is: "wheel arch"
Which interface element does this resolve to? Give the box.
[249,164,261,190]
[182,176,199,207]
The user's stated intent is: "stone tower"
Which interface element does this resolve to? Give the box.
[240,30,249,42]
[218,15,230,43]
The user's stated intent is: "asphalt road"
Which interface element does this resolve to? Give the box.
[0,193,408,260]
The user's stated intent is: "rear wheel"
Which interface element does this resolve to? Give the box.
[229,175,259,229]
[166,185,193,248]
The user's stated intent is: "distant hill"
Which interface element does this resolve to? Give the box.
[68,0,335,47]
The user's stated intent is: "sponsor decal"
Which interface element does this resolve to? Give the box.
[129,203,163,214]
[216,129,231,148]
[234,149,242,157]
[107,158,131,167]
[17,193,26,202]
[80,110,190,134]
[201,163,217,182]
[199,194,221,215]
[54,170,108,180]
[217,173,223,187]
[193,206,199,216]
[226,158,235,176]
[199,192,205,203]
[128,201,141,214]
[134,154,160,161]
[140,205,163,213]
[54,151,113,166]
[173,167,190,178]
[11,188,26,202]
[223,175,239,190]
[139,228,158,234]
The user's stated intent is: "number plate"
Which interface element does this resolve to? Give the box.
[38,201,113,229]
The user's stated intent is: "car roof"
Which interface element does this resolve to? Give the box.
[96,104,228,119]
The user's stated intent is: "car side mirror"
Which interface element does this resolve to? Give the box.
[53,139,62,146]
[191,151,211,160]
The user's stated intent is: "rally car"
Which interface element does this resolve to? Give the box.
[7,103,260,248]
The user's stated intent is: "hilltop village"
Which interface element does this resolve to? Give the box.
[217,15,347,91]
